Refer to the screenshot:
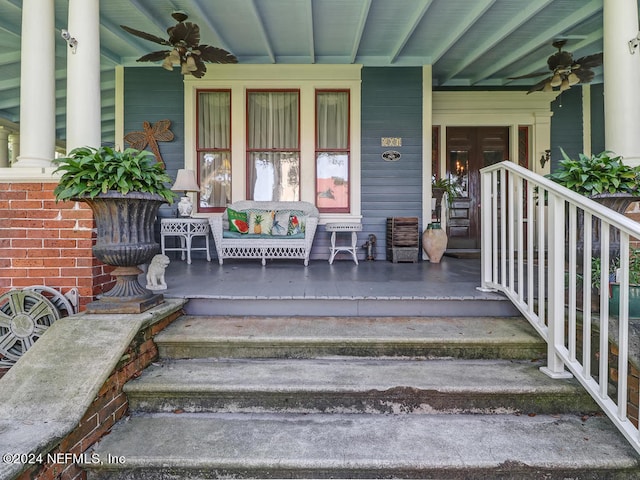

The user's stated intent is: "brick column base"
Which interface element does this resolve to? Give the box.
[0,182,115,311]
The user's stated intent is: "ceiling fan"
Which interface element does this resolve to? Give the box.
[121,11,237,78]
[509,40,603,94]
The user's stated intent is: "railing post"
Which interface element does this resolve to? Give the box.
[540,191,573,379]
[478,168,495,292]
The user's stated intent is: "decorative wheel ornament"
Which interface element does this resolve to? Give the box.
[0,290,60,367]
[25,285,76,317]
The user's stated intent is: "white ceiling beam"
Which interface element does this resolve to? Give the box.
[305,0,315,63]
[471,0,602,84]
[349,0,372,63]
[129,0,171,35]
[389,0,434,63]
[101,16,154,54]
[249,0,276,63]
[439,0,554,85]
[190,0,235,53]
[430,0,497,64]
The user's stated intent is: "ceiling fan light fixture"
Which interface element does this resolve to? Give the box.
[542,81,553,93]
[567,72,580,86]
[185,55,198,72]
[560,78,570,91]
[550,73,563,87]
[162,56,174,71]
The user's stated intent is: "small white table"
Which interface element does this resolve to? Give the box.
[326,223,362,265]
[161,217,211,265]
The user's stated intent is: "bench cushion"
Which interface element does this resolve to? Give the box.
[222,231,305,240]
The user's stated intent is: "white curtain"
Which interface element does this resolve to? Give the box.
[198,92,231,207]
[316,92,349,210]
[248,92,299,201]
[317,91,348,149]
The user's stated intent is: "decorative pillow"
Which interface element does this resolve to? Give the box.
[271,210,290,236]
[227,208,249,234]
[287,214,306,235]
[248,210,274,235]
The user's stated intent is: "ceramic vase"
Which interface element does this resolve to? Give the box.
[422,223,448,263]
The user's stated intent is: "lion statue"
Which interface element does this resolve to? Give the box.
[146,254,170,291]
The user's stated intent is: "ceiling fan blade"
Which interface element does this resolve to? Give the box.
[168,22,201,48]
[121,25,170,46]
[574,52,603,69]
[575,68,595,83]
[190,58,207,78]
[508,71,550,80]
[136,50,172,62]
[527,76,552,94]
[197,45,239,64]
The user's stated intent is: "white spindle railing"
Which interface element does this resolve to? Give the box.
[480,161,640,454]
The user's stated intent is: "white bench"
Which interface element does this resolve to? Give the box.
[209,200,319,266]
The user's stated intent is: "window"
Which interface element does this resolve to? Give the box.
[316,90,350,213]
[185,64,362,218]
[246,90,300,201]
[197,90,231,212]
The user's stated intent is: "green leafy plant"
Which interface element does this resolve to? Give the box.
[52,146,175,203]
[546,149,640,197]
[582,249,640,289]
[432,176,463,206]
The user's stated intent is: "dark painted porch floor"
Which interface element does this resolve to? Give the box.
[156,254,519,317]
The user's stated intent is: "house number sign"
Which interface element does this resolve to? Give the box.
[381,137,402,147]
[382,150,401,162]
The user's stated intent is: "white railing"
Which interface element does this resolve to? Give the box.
[480,160,640,454]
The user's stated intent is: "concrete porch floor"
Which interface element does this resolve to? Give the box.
[155,254,520,317]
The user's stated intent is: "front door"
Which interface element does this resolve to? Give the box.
[446,127,509,250]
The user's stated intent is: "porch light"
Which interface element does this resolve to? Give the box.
[172,169,200,217]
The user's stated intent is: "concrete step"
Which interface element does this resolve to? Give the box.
[125,358,598,415]
[155,315,546,360]
[86,412,640,479]
[183,295,522,317]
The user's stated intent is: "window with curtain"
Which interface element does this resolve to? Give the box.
[316,90,350,212]
[247,90,300,201]
[197,90,231,211]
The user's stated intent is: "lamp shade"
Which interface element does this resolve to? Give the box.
[172,169,199,192]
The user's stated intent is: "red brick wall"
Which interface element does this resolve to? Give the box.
[0,182,115,311]
[13,307,182,480]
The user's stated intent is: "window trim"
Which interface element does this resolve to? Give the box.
[183,64,362,223]
[315,89,351,214]
[245,89,301,201]
[196,88,232,213]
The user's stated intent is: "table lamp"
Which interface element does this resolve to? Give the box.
[171,169,200,217]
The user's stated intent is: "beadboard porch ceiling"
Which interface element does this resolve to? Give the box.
[0,0,626,144]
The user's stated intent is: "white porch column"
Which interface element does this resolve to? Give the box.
[66,0,101,151]
[0,128,10,168]
[13,0,56,168]
[603,0,640,165]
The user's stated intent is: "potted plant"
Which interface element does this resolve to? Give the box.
[546,149,640,258]
[53,146,175,313]
[432,177,462,208]
[609,248,640,318]
[423,177,462,263]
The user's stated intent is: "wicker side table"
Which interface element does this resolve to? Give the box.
[326,223,362,265]
[161,217,211,265]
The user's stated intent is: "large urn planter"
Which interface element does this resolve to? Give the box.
[422,222,448,263]
[575,193,639,259]
[81,191,166,313]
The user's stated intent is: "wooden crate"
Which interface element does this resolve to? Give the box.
[386,217,419,262]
